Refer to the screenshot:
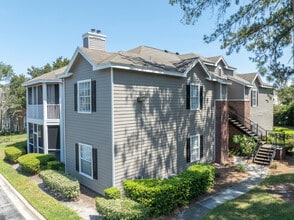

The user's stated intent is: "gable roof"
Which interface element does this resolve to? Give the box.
[237,73,258,84]
[236,72,272,88]
[204,56,236,70]
[22,66,67,87]
[63,46,214,79]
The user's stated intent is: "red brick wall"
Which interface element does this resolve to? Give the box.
[215,101,229,164]
[228,101,250,128]
[228,100,251,149]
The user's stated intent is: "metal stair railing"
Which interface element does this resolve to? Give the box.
[228,111,268,139]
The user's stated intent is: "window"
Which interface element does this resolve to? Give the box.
[37,86,43,104]
[186,84,203,110]
[28,88,32,105]
[187,135,203,163]
[218,67,222,76]
[74,80,96,113]
[251,90,258,107]
[191,84,200,110]
[190,135,200,162]
[78,80,91,113]
[221,84,227,100]
[47,84,59,104]
[79,143,93,178]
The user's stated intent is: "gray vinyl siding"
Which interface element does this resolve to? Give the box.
[64,55,112,194]
[113,64,215,188]
[228,81,245,100]
[250,84,273,131]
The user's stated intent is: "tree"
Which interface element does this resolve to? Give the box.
[277,84,294,105]
[169,0,294,88]
[27,56,69,78]
[0,62,27,132]
[0,61,14,82]
[6,74,27,132]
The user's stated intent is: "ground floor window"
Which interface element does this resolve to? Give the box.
[187,134,204,163]
[75,143,98,180]
[79,143,93,178]
[190,134,200,162]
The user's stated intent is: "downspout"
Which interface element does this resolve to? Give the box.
[26,87,29,153]
[110,68,115,186]
[62,79,67,169]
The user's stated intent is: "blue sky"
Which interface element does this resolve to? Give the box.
[0,0,276,76]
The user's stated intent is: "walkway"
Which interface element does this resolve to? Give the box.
[176,157,268,220]
[0,174,45,220]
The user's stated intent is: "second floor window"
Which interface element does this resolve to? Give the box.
[186,84,203,110]
[251,90,258,107]
[78,79,91,113]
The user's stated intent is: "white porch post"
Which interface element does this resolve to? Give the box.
[26,87,30,153]
[59,82,65,162]
[42,83,48,154]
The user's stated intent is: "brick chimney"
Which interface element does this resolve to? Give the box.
[82,29,106,51]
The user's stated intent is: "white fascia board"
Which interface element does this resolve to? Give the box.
[61,47,97,78]
[22,79,62,87]
[203,59,236,71]
[185,59,212,79]
[228,76,253,87]
[206,77,232,85]
[260,84,273,89]
[94,62,185,77]
[256,75,273,89]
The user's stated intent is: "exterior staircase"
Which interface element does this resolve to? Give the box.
[228,118,261,142]
[228,111,275,166]
[253,144,276,165]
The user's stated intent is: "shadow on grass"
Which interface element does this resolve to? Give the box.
[204,187,294,220]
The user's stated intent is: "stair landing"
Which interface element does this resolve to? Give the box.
[254,144,276,166]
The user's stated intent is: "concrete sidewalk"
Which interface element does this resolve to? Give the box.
[0,173,45,220]
[177,158,268,220]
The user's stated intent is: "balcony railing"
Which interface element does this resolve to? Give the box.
[47,104,60,119]
[27,104,60,120]
[28,105,43,119]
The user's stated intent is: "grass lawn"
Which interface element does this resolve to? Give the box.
[0,134,80,220]
[274,126,294,135]
[204,174,294,220]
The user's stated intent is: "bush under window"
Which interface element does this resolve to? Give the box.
[17,153,56,174]
[39,169,80,199]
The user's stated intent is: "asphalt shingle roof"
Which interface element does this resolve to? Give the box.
[81,46,201,73]
[23,66,67,86]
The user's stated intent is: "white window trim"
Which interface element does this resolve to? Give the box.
[251,89,258,107]
[190,84,200,110]
[77,79,92,114]
[190,134,200,162]
[79,143,93,179]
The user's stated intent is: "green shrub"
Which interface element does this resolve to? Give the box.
[123,164,214,217]
[47,161,64,171]
[235,164,246,173]
[17,153,56,174]
[178,163,215,199]
[232,135,257,156]
[39,170,80,199]
[4,146,26,163]
[96,197,149,220]
[104,187,121,199]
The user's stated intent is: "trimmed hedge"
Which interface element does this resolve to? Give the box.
[123,164,214,217]
[4,146,26,163]
[39,170,80,199]
[47,161,64,171]
[96,197,149,220]
[104,187,121,199]
[17,153,56,174]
